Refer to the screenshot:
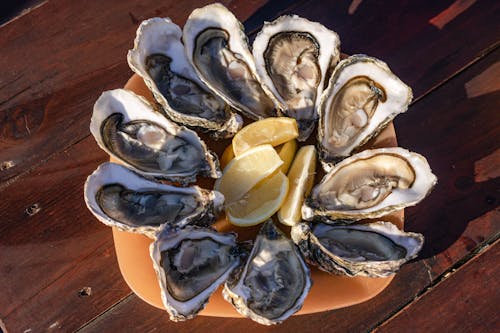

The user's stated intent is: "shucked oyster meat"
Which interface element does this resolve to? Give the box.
[303,147,437,221]
[127,18,242,138]
[150,226,246,321]
[90,89,220,185]
[291,221,424,277]
[318,55,412,163]
[223,220,311,325]
[183,3,282,120]
[253,15,340,140]
[84,163,224,238]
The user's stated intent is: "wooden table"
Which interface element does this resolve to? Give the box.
[1,1,499,332]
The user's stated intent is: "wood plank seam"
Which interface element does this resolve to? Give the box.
[368,231,500,332]
[411,41,500,105]
[73,292,134,333]
[0,0,47,29]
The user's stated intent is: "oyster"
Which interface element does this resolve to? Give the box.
[150,226,245,321]
[127,18,242,139]
[90,89,220,185]
[303,147,437,221]
[84,162,224,238]
[223,220,311,325]
[183,3,282,120]
[318,55,412,162]
[253,15,340,140]
[291,221,424,277]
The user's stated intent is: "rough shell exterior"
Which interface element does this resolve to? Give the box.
[291,221,424,277]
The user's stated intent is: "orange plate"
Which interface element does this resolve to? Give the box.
[111,74,404,317]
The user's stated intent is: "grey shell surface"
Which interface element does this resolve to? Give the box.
[222,220,311,325]
[253,15,340,141]
[90,89,221,185]
[84,162,224,238]
[150,226,245,321]
[291,221,424,277]
[127,17,243,139]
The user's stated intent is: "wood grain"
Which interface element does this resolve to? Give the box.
[376,239,500,333]
[0,0,498,332]
[0,0,269,185]
[79,36,499,332]
[1,0,498,186]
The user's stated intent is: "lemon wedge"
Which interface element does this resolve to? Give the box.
[220,143,235,170]
[278,145,317,226]
[227,171,289,226]
[215,144,283,205]
[232,117,299,156]
[276,139,297,174]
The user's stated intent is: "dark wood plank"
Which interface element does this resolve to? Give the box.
[376,240,500,333]
[0,138,134,333]
[1,1,499,332]
[78,42,500,331]
[1,0,498,187]
[0,0,270,184]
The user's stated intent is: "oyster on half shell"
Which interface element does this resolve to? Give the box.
[223,220,311,325]
[318,55,413,163]
[253,15,340,140]
[90,89,220,185]
[183,3,282,120]
[84,163,224,238]
[303,147,437,221]
[291,221,424,277]
[128,18,242,139]
[150,226,246,321]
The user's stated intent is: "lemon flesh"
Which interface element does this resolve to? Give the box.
[227,171,289,226]
[215,144,283,205]
[232,117,299,156]
[278,145,317,226]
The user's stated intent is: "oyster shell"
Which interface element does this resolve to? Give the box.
[150,226,245,321]
[84,162,224,238]
[127,17,243,139]
[223,220,311,325]
[318,55,413,162]
[90,89,220,185]
[303,147,437,221]
[253,15,340,140]
[291,221,424,277]
[183,3,282,120]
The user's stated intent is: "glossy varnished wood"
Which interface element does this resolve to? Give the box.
[0,0,498,332]
[76,47,500,333]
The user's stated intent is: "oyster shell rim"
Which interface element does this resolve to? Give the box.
[127,17,244,139]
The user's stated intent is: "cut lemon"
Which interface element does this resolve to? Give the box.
[232,117,299,156]
[227,171,289,226]
[214,144,283,204]
[220,143,235,170]
[278,145,317,226]
[276,139,297,174]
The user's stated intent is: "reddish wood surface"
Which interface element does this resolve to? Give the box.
[376,239,500,333]
[0,0,498,332]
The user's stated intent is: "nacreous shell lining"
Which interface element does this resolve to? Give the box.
[313,224,407,262]
[324,75,387,150]
[101,113,203,174]
[193,28,275,118]
[244,237,306,319]
[317,153,416,210]
[264,31,320,127]
[161,238,237,301]
[96,184,200,227]
[145,54,227,122]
